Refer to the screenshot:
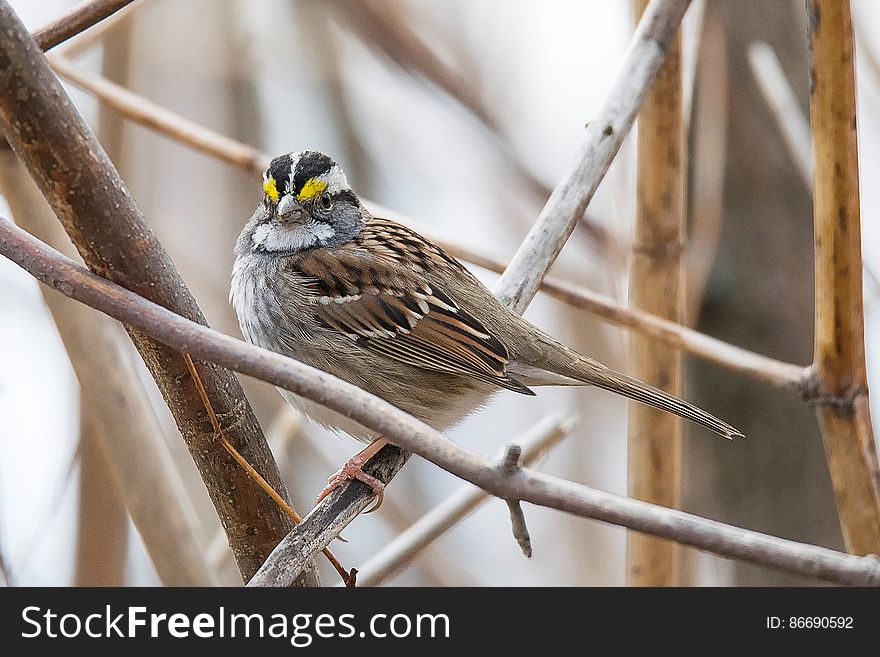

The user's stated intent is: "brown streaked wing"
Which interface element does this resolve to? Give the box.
[291,235,534,396]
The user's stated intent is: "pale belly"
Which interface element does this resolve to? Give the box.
[233,254,497,443]
[278,383,495,445]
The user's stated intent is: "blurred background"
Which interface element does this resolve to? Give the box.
[0,0,878,586]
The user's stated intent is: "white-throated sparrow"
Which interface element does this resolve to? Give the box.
[231,151,741,503]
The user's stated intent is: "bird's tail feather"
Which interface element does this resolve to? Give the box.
[583,365,743,439]
[516,334,743,439]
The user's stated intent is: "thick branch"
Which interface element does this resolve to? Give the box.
[494,0,693,312]
[627,0,685,586]
[807,0,880,554]
[32,0,135,51]
[1,220,878,587]
[0,1,315,584]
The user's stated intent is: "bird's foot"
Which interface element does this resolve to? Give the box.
[316,454,385,513]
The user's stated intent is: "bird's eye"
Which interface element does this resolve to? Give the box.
[319,191,333,211]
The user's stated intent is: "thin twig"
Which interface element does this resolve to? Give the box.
[626,0,686,586]
[265,403,468,585]
[55,0,149,58]
[499,444,532,558]
[2,221,878,587]
[505,501,531,558]
[353,415,574,586]
[32,0,135,51]
[806,0,880,554]
[747,42,812,188]
[48,55,268,174]
[0,1,313,584]
[494,0,693,312]
[181,353,354,587]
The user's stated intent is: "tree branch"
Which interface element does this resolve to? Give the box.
[627,0,685,586]
[0,0,316,585]
[75,410,128,585]
[807,0,880,554]
[1,219,878,587]
[493,0,693,312]
[32,0,136,51]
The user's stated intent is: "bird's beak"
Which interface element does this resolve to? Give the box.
[276,194,304,222]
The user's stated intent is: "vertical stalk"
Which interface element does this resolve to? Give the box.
[627,0,686,586]
[75,410,128,585]
[807,0,880,554]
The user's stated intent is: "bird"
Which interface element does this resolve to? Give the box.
[231,150,742,507]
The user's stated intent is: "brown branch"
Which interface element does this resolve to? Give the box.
[494,0,693,312]
[32,0,135,51]
[181,353,354,587]
[0,1,316,585]
[44,48,806,390]
[626,0,685,586]
[807,0,880,554]
[264,404,467,586]
[2,220,879,587]
[55,0,148,58]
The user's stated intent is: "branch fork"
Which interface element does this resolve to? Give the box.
[497,443,532,558]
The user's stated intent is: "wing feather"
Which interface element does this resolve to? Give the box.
[289,223,534,396]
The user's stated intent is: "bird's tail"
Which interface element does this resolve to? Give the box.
[515,333,743,439]
[576,363,742,439]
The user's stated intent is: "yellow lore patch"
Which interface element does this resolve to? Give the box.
[298,177,328,200]
[263,177,280,201]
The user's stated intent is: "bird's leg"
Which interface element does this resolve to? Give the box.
[317,437,390,512]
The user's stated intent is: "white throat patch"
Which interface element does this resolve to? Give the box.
[252,221,336,253]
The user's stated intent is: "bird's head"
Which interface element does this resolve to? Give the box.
[249,150,365,253]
